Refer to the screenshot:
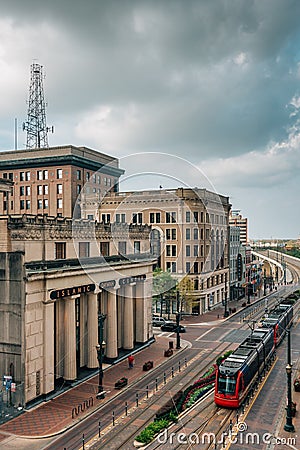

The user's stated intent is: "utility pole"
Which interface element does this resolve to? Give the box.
[23,63,54,148]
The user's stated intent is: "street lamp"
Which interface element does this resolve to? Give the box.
[284,331,295,432]
[176,290,181,349]
[223,273,229,318]
[96,312,107,399]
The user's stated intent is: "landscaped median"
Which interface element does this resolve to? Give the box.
[134,350,232,447]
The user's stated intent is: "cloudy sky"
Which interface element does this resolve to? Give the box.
[0,0,299,239]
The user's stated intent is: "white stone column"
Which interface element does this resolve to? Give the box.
[64,296,77,381]
[135,282,147,343]
[87,292,98,368]
[43,302,55,394]
[106,289,118,359]
[123,284,134,350]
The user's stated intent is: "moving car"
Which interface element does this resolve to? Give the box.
[160,321,186,333]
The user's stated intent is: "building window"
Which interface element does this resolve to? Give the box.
[134,241,141,253]
[193,228,199,240]
[166,212,176,223]
[186,211,191,223]
[2,173,7,179]
[101,214,110,223]
[76,170,81,180]
[37,199,43,209]
[193,211,199,222]
[44,199,48,209]
[116,213,126,223]
[166,244,177,257]
[37,185,43,195]
[172,229,176,240]
[87,214,94,220]
[57,169,63,179]
[43,170,48,180]
[20,186,25,196]
[25,171,30,181]
[166,229,171,240]
[77,185,81,194]
[57,184,63,194]
[100,242,109,256]
[193,245,199,257]
[37,170,43,180]
[186,262,191,273]
[26,186,30,196]
[9,173,13,181]
[55,242,66,259]
[86,172,90,181]
[26,200,30,210]
[150,212,160,223]
[132,212,142,224]
[186,228,191,240]
[20,200,25,209]
[44,185,48,195]
[3,201,6,211]
[193,262,199,274]
[79,242,90,258]
[57,198,63,209]
[118,241,127,255]
[20,172,25,181]
[186,245,191,257]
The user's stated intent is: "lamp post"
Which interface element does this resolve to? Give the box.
[96,312,107,399]
[223,272,229,317]
[284,330,295,432]
[176,290,181,349]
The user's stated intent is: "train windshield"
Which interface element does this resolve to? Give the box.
[218,375,236,394]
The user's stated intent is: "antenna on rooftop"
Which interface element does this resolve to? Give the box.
[23,63,54,149]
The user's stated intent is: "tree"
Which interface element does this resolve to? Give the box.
[152,269,176,317]
[177,276,195,312]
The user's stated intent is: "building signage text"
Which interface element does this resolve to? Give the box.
[99,280,116,289]
[50,283,96,300]
[119,274,146,286]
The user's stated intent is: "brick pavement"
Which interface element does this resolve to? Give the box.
[0,336,178,438]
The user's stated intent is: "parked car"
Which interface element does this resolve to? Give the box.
[160,321,186,333]
[152,317,166,327]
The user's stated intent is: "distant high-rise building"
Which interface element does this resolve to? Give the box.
[229,210,248,245]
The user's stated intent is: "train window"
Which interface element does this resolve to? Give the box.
[218,376,236,394]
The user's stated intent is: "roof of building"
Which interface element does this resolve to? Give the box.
[0,145,124,177]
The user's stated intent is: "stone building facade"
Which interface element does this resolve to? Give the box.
[97,188,231,314]
[0,214,154,405]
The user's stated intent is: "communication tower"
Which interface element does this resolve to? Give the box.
[23,63,54,148]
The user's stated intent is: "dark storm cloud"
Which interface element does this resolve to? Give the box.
[0,0,300,237]
[1,0,300,158]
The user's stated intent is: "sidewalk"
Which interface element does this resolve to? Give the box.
[0,336,174,438]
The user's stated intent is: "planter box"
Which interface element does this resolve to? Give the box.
[115,377,128,389]
[143,361,153,371]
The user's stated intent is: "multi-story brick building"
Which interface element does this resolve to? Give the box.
[98,188,231,314]
[0,145,124,219]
